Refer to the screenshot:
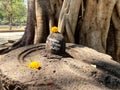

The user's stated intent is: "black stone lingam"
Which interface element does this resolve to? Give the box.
[46,32,65,59]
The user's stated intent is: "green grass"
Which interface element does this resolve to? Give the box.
[0,25,25,31]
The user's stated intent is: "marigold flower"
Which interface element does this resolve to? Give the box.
[51,26,58,33]
[29,61,41,69]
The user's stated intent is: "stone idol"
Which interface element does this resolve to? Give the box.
[46,26,65,59]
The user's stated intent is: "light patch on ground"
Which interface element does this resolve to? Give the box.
[0,32,24,44]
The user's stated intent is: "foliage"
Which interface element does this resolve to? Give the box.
[0,3,7,24]
[0,0,27,25]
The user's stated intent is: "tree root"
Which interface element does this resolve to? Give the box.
[0,38,24,55]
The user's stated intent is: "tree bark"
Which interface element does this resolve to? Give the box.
[58,0,82,43]
[8,14,12,30]
[79,0,116,53]
[34,0,49,43]
[1,0,120,62]
[16,0,36,47]
[34,0,63,44]
[112,0,120,62]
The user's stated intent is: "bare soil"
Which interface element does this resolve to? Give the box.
[0,44,120,90]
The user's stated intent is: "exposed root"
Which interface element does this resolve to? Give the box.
[18,45,45,63]
[0,38,24,55]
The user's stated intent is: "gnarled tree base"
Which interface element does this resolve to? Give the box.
[0,43,120,90]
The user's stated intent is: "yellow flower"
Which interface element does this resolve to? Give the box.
[29,61,41,69]
[51,26,58,33]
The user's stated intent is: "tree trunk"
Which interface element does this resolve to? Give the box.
[34,0,49,44]
[78,0,116,53]
[58,0,119,61]
[14,0,36,47]
[58,0,82,43]
[34,0,63,44]
[8,14,12,30]
[112,0,120,62]
[1,0,120,62]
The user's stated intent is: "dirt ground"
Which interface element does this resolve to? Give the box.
[0,44,120,90]
[0,32,24,44]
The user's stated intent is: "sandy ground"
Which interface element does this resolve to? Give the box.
[0,32,24,44]
[0,44,120,90]
[0,55,4,60]
[0,32,24,60]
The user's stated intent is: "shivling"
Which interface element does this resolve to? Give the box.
[46,32,66,57]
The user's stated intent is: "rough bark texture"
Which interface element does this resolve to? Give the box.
[106,21,116,60]
[58,0,120,62]
[1,1,120,89]
[1,0,120,62]
[112,0,120,62]
[0,0,63,54]
[77,0,116,53]
[34,0,63,44]
[18,0,36,46]
[58,0,82,43]
[34,0,49,43]
[0,44,120,90]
